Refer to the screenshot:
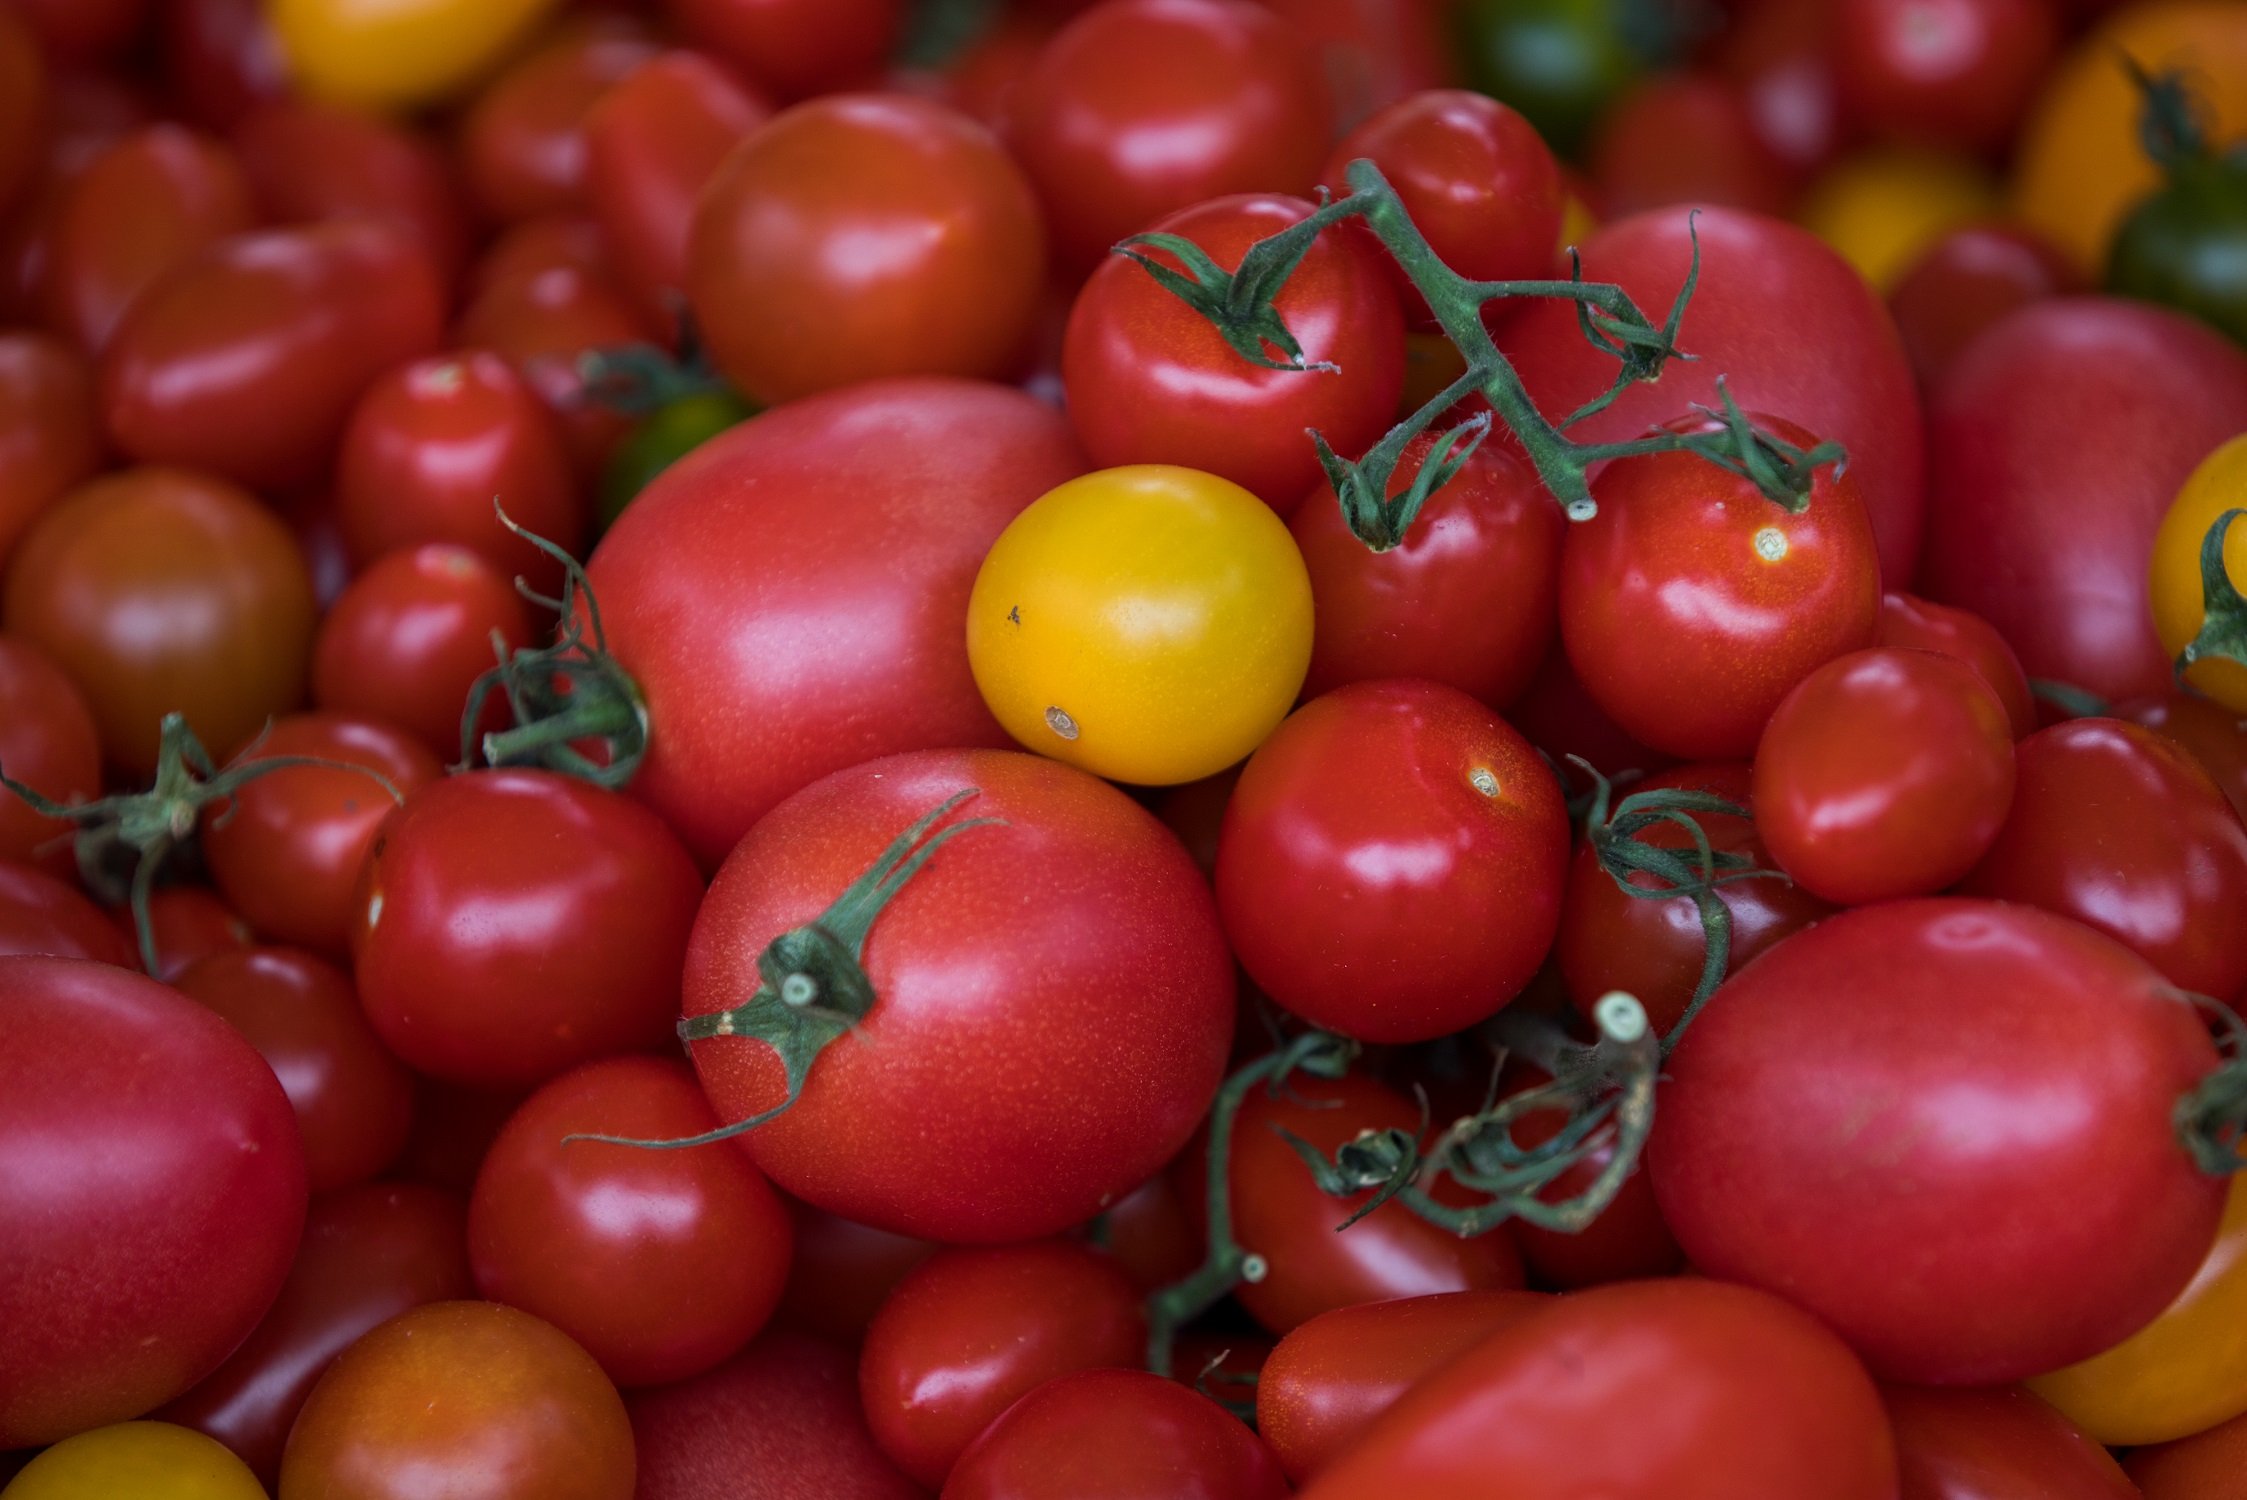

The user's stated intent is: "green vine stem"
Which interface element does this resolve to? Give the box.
[2030,679,2114,719]
[2175,991,2247,1175]
[2175,508,2247,686]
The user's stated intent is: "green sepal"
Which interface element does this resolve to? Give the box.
[2175,508,2247,686]
[1115,224,1339,374]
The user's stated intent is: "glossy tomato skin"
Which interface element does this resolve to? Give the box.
[278,1300,634,1500]
[944,1368,1289,1500]
[1005,0,1331,274]
[470,1055,793,1388]
[458,24,656,227]
[586,378,1086,868]
[1216,680,1567,1042]
[0,860,138,966]
[1878,590,2037,738]
[860,1240,1145,1488]
[1833,0,2059,154]
[1063,194,1404,512]
[1961,719,2247,1002]
[455,256,655,475]
[0,956,307,1448]
[0,332,101,576]
[2,1419,267,1498]
[665,0,902,100]
[134,885,254,981]
[687,749,1233,1244]
[1300,1279,1896,1499]
[1883,1384,2138,1500]
[2127,692,2247,827]
[1886,223,2080,388]
[3,466,315,774]
[159,1183,474,1490]
[2152,434,2247,712]
[0,635,99,871]
[352,770,704,1089]
[232,99,473,290]
[1651,899,2226,1384]
[1559,412,1882,760]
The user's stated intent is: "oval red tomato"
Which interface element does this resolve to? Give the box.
[1884,1383,2139,1500]
[0,634,99,871]
[945,1368,1289,1500]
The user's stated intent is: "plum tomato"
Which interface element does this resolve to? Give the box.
[0,332,102,577]
[1,1422,266,1500]
[1832,0,2060,155]
[1877,590,2037,739]
[0,635,100,872]
[0,860,138,967]
[943,1368,1289,1500]
[1882,1384,2139,1500]
[454,255,654,475]
[2152,433,2247,712]
[1886,223,2081,388]
[664,0,902,101]
[457,23,657,227]
[231,99,473,289]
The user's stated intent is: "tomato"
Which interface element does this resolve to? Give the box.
[2127,691,2247,825]
[1259,0,1453,126]
[1586,72,1794,220]
[0,636,99,872]
[2108,131,2247,349]
[1257,1290,1544,1484]
[2153,433,2247,711]
[1961,718,2247,1002]
[967,465,1312,786]
[1651,899,2226,1384]
[860,1241,1144,1487]
[279,1301,632,1500]
[2131,1408,2247,1499]
[232,100,473,289]
[6,0,147,65]
[588,378,1086,867]
[946,1368,1289,1500]
[687,94,1043,407]
[777,1201,933,1340]
[3,467,316,774]
[1508,206,1926,582]
[0,861,136,966]
[162,0,289,131]
[469,214,613,298]
[0,956,306,1448]
[598,387,756,527]
[1883,1384,2138,1500]
[454,257,655,474]
[1504,1075,1685,1289]
[1061,194,1404,512]
[1093,1170,1199,1290]
[1801,148,2000,296]
[1877,591,2037,738]
[1833,0,2058,154]
[664,0,902,101]
[0,7,45,219]
[271,0,565,111]
[0,1422,265,1500]
[353,770,702,1089]
[1300,1279,1895,1499]
[687,750,1232,1242]
[1714,0,1849,185]
[1449,0,1641,156]
[134,885,253,981]
[0,333,100,577]
[1886,222,2081,388]
[101,221,447,493]
[458,23,656,226]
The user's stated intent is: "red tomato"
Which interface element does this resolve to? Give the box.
[1509,644,1674,778]
[0,635,99,871]
[0,955,306,1448]
[2126,691,2247,827]
[0,332,101,576]
[1921,298,2247,702]
[1508,205,1925,583]
[1833,0,2059,154]
[1215,679,1567,1042]
[1062,193,1404,511]
[173,947,414,1192]
[232,99,473,289]
[946,1368,1289,1500]
[469,214,613,299]
[0,70,155,325]
[162,0,289,130]
[1502,1067,1686,1289]
[664,0,902,101]
[1097,1170,1200,1290]
[1005,0,1331,273]
[1588,72,1793,219]
[687,94,1044,407]
[6,0,148,61]
[454,257,655,475]
[1559,412,1882,760]
[585,378,1086,867]
[1714,0,1850,182]
[161,1182,472,1489]
[1257,1290,1545,1484]
[907,10,1055,126]
[459,23,658,226]
[200,713,442,956]
[776,1201,934,1341]
[2131,1409,2247,1499]
[1961,718,2247,1001]
[0,7,44,218]
[134,884,254,980]
[1258,0,1454,126]
[1885,223,2080,387]
[1651,899,2226,1383]
[0,859,136,965]
[860,1240,1145,1487]
[100,221,447,493]
[1300,1279,1895,1498]
[279,1300,634,1500]
[1753,647,2016,905]
[1885,1383,2139,1500]
[470,1055,793,1388]
[1878,590,2037,738]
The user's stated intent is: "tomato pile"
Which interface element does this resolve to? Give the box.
[5,0,2247,1496]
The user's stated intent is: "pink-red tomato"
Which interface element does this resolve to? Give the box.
[232,99,473,289]
[1832,0,2060,154]
[665,0,902,101]
[1885,223,2081,388]
[0,332,102,576]
[0,859,137,966]
[0,634,99,871]
[945,1368,1290,1500]
[458,23,657,226]
[1877,590,2037,738]
[1884,1383,2139,1500]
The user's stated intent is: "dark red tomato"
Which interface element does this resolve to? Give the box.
[860,1241,1144,1488]
[584,50,770,327]
[1560,412,1882,760]
[665,0,902,101]
[1924,299,2247,700]
[334,350,584,591]
[2,466,315,773]
[454,257,656,475]
[1258,0,1454,126]
[312,544,536,762]
[1095,1170,1199,1290]
[200,713,442,955]
[101,221,447,492]
[459,23,658,226]
[1961,718,2247,1001]
[1753,647,2016,905]
[396,1078,527,1195]
[630,1328,923,1500]
[1153,771,1238,884]
[1005,0,1330,274]
[1509,206,1925,583]
[1508,645,1673,779]
[468,214,614,300]
[1215,680,1567,1042]
[232,99,473,289]
[1878,591,2036,738]
[470,1055,792,1388]
[1503,1068,1685,1289]
[161,1182,473,1489]
[587,378,1086,867]
[0,859,136,965]
[42,124,256,353]
[1884,1383,2139,1500]
[1651,899,2226,1384]
[1713,0,1849,183]
[353,770,702,1089]
[0,635,99,871]
[2131,1408,2247,1499]
[1832,0,2058,154]
[1587,72,1794,219]
[1301,1279,1895,1498]
[687,749,1233,1243]
[946,1368,1289,1500]
[1063,194,1404,512]
[134,883,254,980]
[776,1200,934,1341]
[687,94,1044,407]
[279,1300,635,1500]
[162,0,289,130]
[907,10,1055,127]
[0,7,44,218]
[0,955,305,1447]
[5,0,147,61]
[173,946,414,1192]
[1886,223,2081,388]
[288,488,352,610]
[2126,691,2247,826]
[0,332,101,576]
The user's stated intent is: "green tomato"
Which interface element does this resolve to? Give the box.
[2108,147,2247,348]
[598,388,757,530]
[1451,0,1647,158]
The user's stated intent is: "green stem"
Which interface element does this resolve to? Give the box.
[479,690,642,772]
[2176,991,2247,1175]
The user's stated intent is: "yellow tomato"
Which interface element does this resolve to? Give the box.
[1796,148,1998,292]
[2031,1175,2247,1444]
[2,1423,265,1500]
[2149,433,2247,711]
[1558,190,1599,255]
[270,0,564,111]
[967,465,1313,785]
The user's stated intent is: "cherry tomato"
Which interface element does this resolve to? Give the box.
[1886,222,2081,388]
[133,885,253,981]
[1652,898,2227,1384]
[1877,591,2036,738]
[231,99,473,290]
[1,1421,265,1500]
[0,860,136,966]
[270,0,566,112]
[0,636,99,872]
[453,257,654,475]
[2153,433,2247,712]
[2126,691,2247,827]
[0,7,45,219]
[776,1201,934,1341]
[1260,0,1453,127]
[1882,1384,2137,1500]
[0,956,306,1448]
[469,214,614,298]
[1714,0,1850,186]
[1833,0,2059,154]
[1093,1170,1199,1290]
[1593,72,1796,221]
[3,467,316,774]
[162,0,289,130]
[947,1368,1289,1500]
[1449,0,1642,157]
[458,23,657,226]
[2131,1407,2247,1499]
[665,0,902,101]
[0,333,101,577]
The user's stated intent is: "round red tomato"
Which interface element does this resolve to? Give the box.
[665,0,901,101]
[776,1200,933,1341]
[232,99,473,289]
[0,860,136,966]
[163,0,289,131]
[454,255,655,474]
[1884,1384,2139,1500]
[0,332,101,575]
[1833,0,2059,154]
[134,884,253,980]
[0,635,99,871]
[1877,590,2037,738]
[1587,73,1794,220]
[458,23,657,226]
[946,1368,1289,1500]
[2126,691,2247,826]
[1885,223,2080,388]
[468,214,613,299]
